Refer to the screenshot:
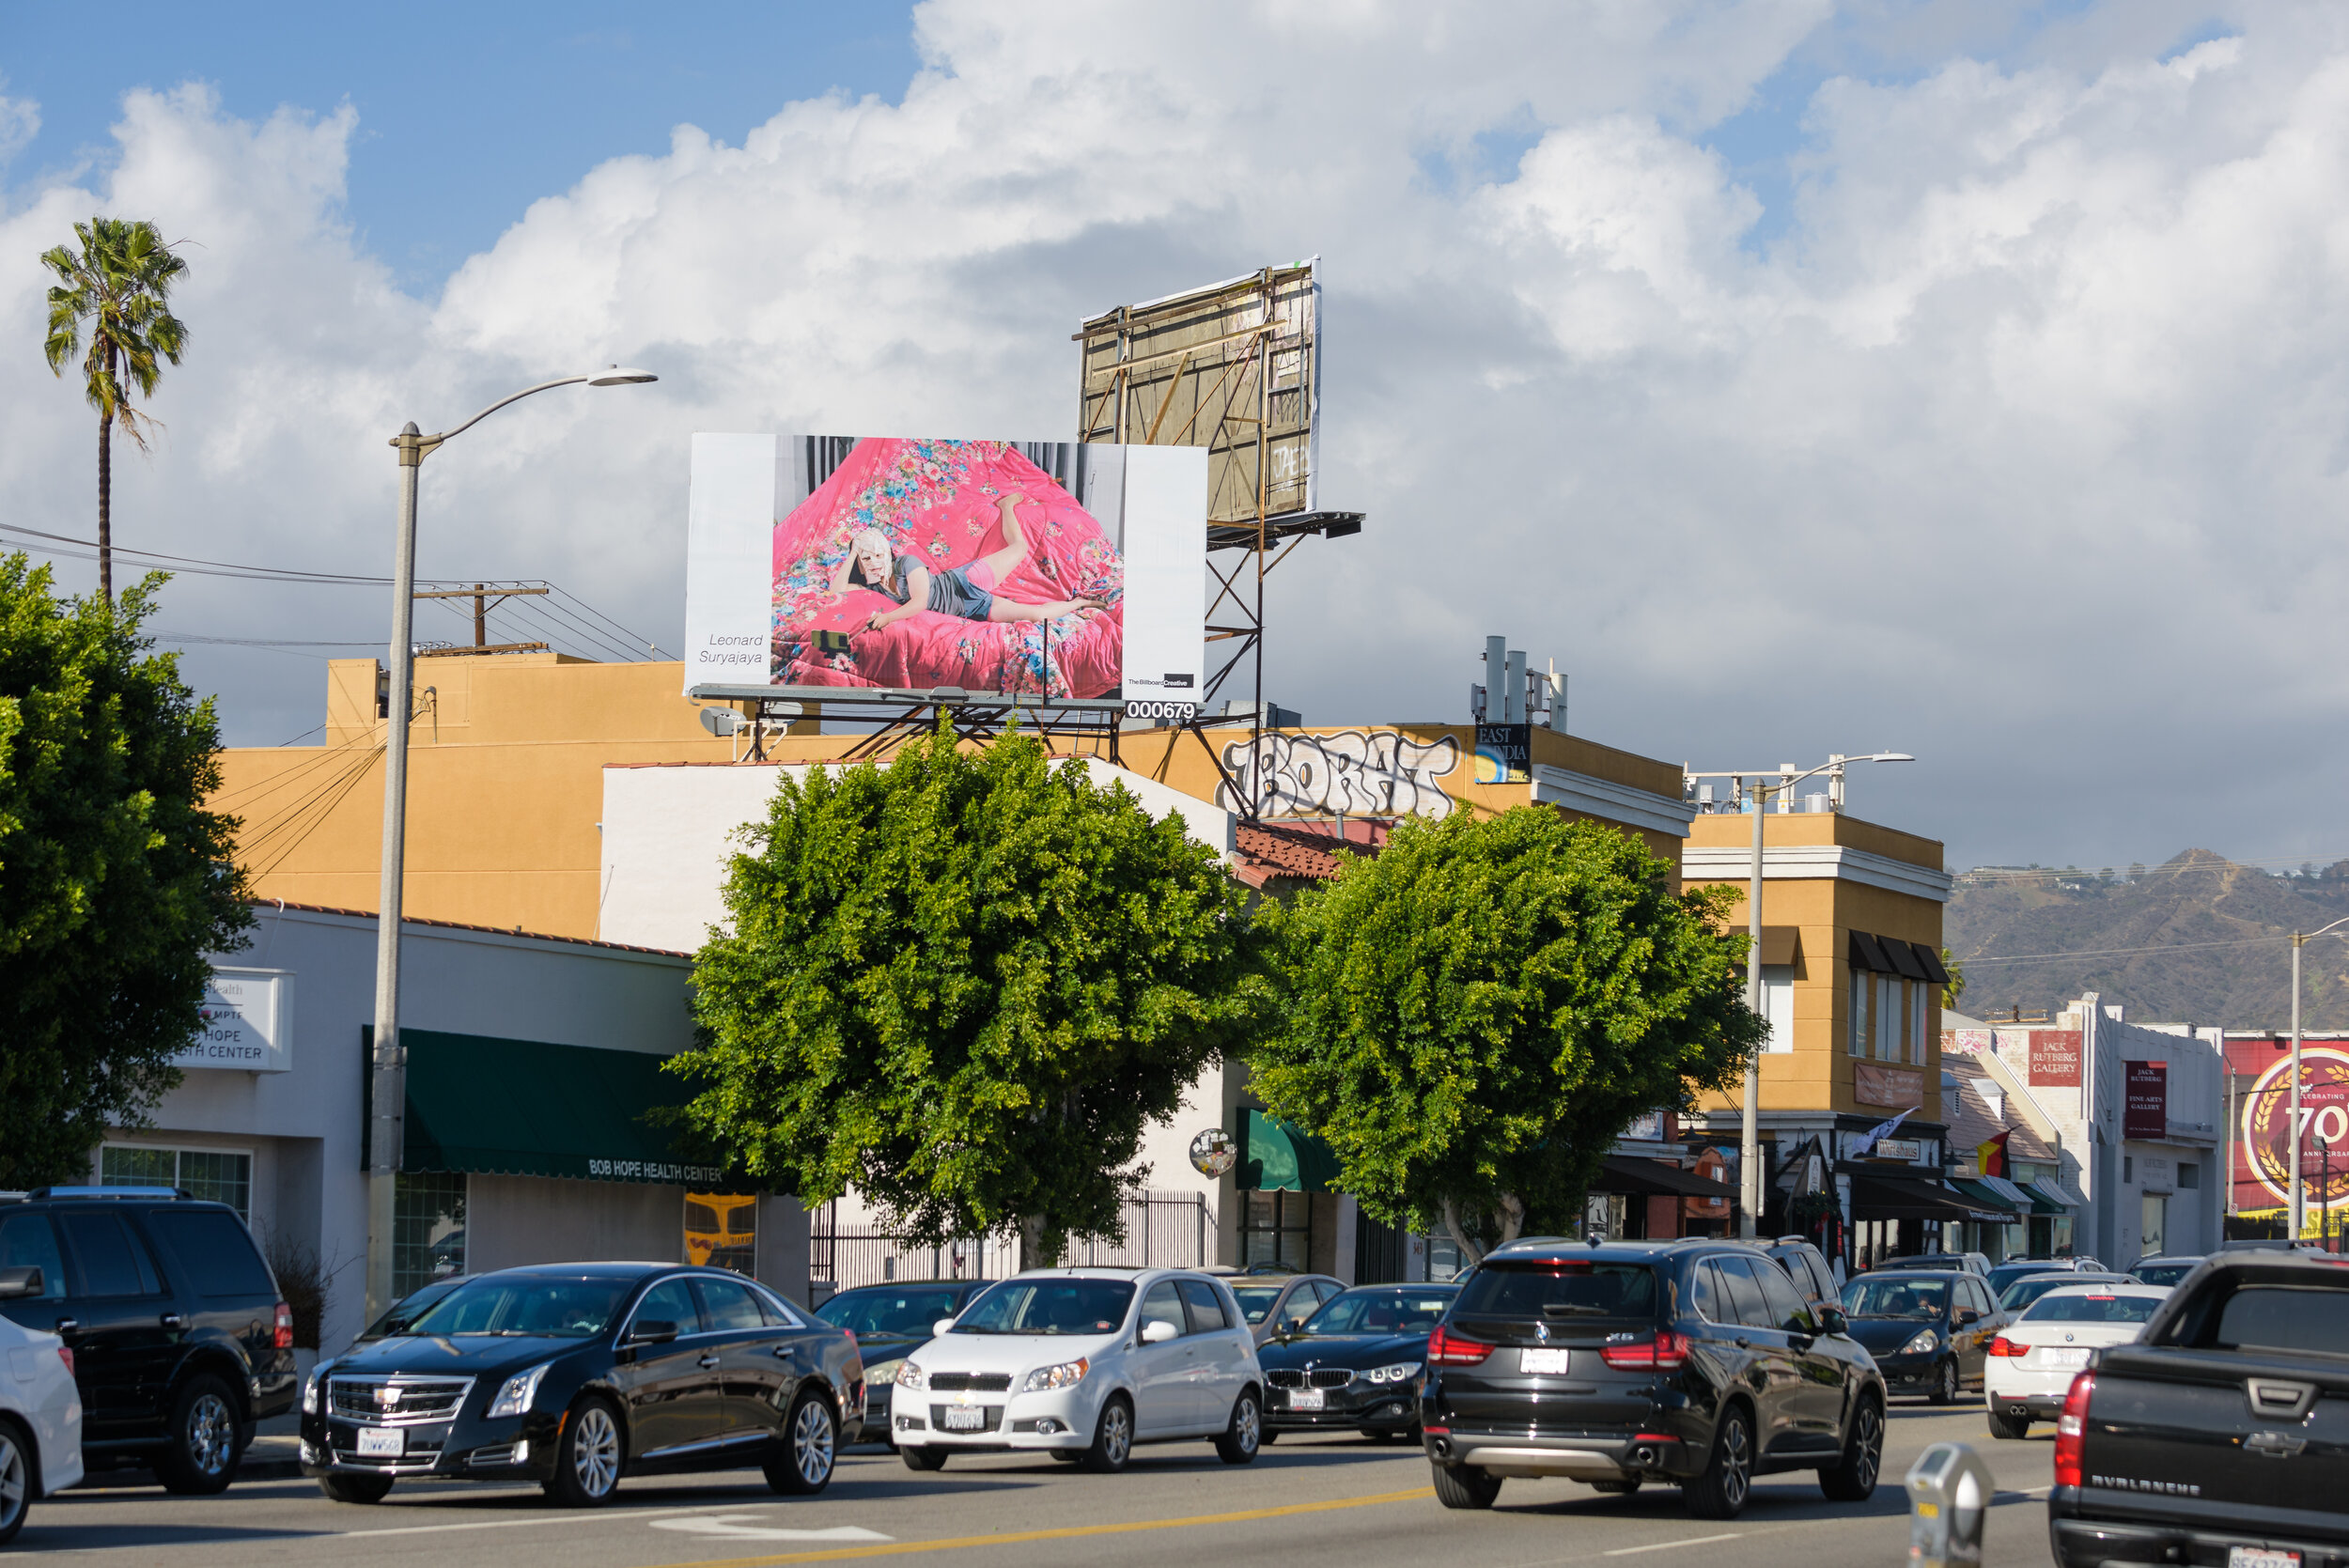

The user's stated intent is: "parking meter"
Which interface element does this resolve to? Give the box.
[1906,1442,1995,1568]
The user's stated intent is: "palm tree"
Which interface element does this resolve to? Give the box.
[41,217,190,606]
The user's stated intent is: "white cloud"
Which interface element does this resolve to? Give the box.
[9,3,2349,867]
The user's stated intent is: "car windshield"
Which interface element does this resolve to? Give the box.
[1229,1285,1286,1325]
[1842,1278,1949,1318]
[402,1276,633,1338]
[1300,1288,1456,1335]
[1999,1275,2121,1312]
[1988,1264,2054,1294]
[1455,1261,1658,1319]
[2132,1262,2196,1287]
[815,1287,966,1337]
[367,1277,467,1337]
[2023,1292,2162,1325]
[950,1278,1135,1335]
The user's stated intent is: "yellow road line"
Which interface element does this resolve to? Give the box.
[641,1484,1436,1568]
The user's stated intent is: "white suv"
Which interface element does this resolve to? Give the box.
[890,1267,1262,1472]
[0,1269,83,1545]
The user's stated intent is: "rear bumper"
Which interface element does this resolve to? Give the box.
[1423,1428,1694,1482]
[2049,1504,2349,1568]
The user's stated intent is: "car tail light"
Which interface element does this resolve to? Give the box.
[1599,1330,1691,1371]
[273,1301,294,1350]
[55,1347,72,1377]
[2053,1372,2094,1488]
[1426,1325,1492,1366]
[1988,1336,2027,1358]
[843,1327,863,1378]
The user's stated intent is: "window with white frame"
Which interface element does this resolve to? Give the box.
[1875,975,1901,1061]
[101,1145,253,1220]
[1849,968,1868,1056]
[1762,966,1796,1054]
[1908,980,1930,1063]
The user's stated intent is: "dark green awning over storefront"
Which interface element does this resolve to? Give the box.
[1238,1108,1339,1193]
[1951,1177,2022,1215]
[364,1028,721,1185]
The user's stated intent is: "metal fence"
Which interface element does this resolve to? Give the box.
[809,1191,1215,1300]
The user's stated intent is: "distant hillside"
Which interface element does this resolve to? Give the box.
[1945,849,2349,1030]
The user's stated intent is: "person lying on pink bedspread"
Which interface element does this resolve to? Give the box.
[829,491,1108,633]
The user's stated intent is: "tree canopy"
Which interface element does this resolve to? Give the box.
[1250,806,1763,1262]
[0,558,250,1186]
[672,723,1268,1263]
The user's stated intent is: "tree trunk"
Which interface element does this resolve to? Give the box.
[1019,1214,1057,1270]
[96,409,112,607]
[1494,1191,1527,1248]
[1440,1198,1486,1266]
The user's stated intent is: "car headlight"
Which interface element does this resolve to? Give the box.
[863,1358,903,1387]
[1365,1361,1423,1385]
[302,1367,326,1414]
[487,1362,552,1419]
[1022,1358,1089,1392]
[1901,1330,1939,1357]
[895,1361,929,1389]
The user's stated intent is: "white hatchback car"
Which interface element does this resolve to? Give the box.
[890,1267,1262,1472]
[1983,1281,2170,1438]
[0,1286,83,1545]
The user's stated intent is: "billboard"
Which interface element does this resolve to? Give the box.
[2123,1060,2168,1140]
[683,435,1207,705]
[2234,1046,2349,1213]
[1078,260,1321,524]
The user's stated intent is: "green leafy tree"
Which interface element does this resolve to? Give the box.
[1251,808,1762,1262]
[0,556,251,1186]
[672,724,1267,1264]
[1941,946,1967,1011]
[41,217,191,605]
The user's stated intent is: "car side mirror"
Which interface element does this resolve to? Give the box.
[1142,1320,1179,1344]
[1956,1309,1981,1325]
[630,1318,680,1344]
[933,1318,957,1338]
[0,1265,39,1300]
[1818,1306,1848,1336]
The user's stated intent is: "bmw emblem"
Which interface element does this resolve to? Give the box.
[1534,1321,1550,1343]
[2063,1333,2075,1343]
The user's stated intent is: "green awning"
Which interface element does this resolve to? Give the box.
[364,1028,723,1186]
[1951,1177,2021,1215]
[1238,1108,1338,1193]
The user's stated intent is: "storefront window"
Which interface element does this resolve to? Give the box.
[2140,1193,2167,1257]
[1875,976,1901,1061]
[101,1145,252,1220]
[393,1172,467,1298]
[1425,1233,1466,1281]
[685,1192,757,1274]
[1242,1190,1311,1269]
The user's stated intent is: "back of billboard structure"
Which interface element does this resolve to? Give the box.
[1077,259,1320,526]
[682,434,1207,703]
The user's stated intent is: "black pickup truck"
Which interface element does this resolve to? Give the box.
[2048,1249,2349,1568]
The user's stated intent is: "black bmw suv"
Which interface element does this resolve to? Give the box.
[1420,1238,1887,1518]
[0,1188,296,1492]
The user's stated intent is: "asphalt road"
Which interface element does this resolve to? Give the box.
[17,1403,2061,1568]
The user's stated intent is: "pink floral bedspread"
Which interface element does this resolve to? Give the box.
[769,438,1125,698]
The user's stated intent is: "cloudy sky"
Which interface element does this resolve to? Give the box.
[0,1,2334,873]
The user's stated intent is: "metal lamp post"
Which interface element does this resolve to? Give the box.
[2286,915,2349,1242]
[366,367,657,1322]
[1688,753,1915,1240]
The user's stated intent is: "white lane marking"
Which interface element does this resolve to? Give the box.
[649,1515,893,1542]
[1602,1533,1744,1557]
[339,1503,743,1539]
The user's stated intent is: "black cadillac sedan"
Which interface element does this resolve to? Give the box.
[300,1263,863,1507]
[1260,1284,1459,1441]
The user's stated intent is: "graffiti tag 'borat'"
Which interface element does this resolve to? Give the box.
[1218,730,1460,819]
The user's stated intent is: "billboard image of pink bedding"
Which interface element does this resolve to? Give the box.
[770,438,1123,698]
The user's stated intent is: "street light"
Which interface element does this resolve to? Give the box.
[366,367,657,1321]
[2288,914,2349,1241]
[1687,753,1916,1240]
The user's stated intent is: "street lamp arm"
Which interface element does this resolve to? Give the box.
[387,367,658,460]
[431,375,593,445]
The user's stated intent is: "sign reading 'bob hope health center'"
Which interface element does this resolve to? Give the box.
[168,968,291,1072]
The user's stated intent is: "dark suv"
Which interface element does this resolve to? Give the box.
[1420,1238,1887,1518]
[0,1188,295,1491]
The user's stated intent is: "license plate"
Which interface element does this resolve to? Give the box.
[1289,1388,1325,1411]
[1519,1348,1572,1374]
[355,1426,404,1457]
[2229,1549,2298,1568]
[941,1406,988,1432]
[2042,1348,2091,1368]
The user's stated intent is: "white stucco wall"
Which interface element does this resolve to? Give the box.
[598,756,1237,952]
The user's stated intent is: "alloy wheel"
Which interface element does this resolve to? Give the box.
[188,1391,235,1475]
[1235,1396,1259,1454]
[793,1398,836,1486]
[1101,1402,1132,1467]
[1938,1360,1959,1404]
[1719,1414,1750,1511]
[0,1430,25,1533]
[1852,1402,1883,1492]
[572,1404,621,1498]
